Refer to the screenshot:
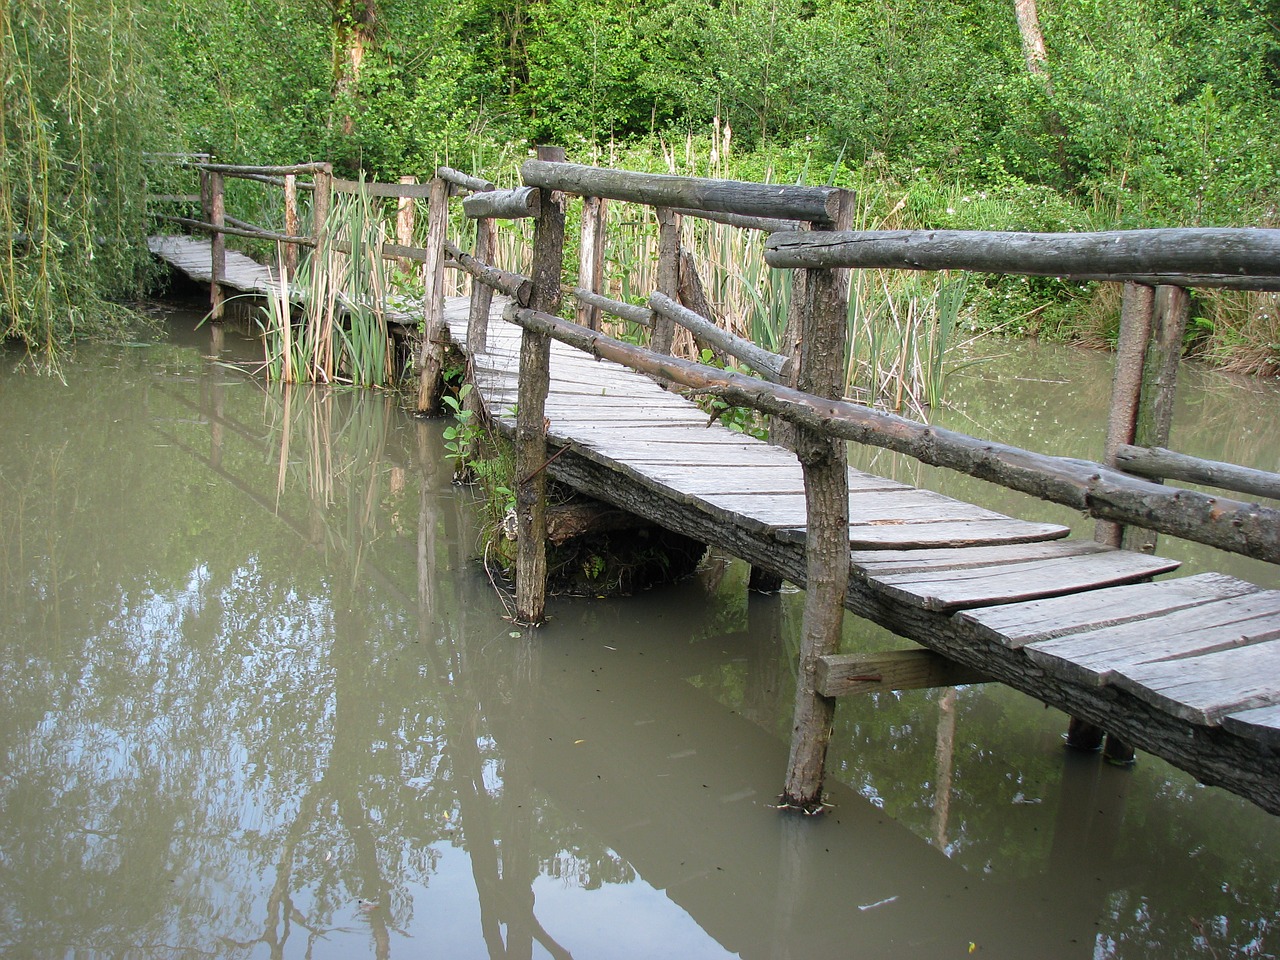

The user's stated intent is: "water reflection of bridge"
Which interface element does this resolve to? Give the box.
[153,372,1152,959]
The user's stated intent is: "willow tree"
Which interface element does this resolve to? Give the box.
[0,0,168,360]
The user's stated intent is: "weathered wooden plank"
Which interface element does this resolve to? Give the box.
[956,572,1262,648]
[1111,639,1280,725]
[863,550,1179,612]
[816,649,990,698]
[1025,591,1280,686]
[850,540,1110,576]
[1221,704,1280,747]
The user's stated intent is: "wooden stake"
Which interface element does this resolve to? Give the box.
[1094,281,1155,547]
[651,207,681,355]
[415,176,450,415]
[515,146,567,625]
[283,174,299,279]
[396,175,417,274]
[781,188,855,813]
[209,170,226,321]
[576,196,607,331]
[467,216,497,357]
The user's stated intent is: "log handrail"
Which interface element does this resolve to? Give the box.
[764,228,1280,291]
[501,303,1280,565]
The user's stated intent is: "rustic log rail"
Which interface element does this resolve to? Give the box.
[148,152,1280,816]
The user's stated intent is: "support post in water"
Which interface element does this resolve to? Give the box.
[576,196,607,331]
[515,146,567,625]
[209,170,226,321]
[781,187,856,813]
[416,176,451,415]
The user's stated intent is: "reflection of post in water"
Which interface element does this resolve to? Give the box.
[742,591,787,726]
[770,815,817,960]
[412,438,572,960]
[931,686,958,852]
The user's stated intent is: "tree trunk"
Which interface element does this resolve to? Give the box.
[1014,0,1048,76]
[333,1,378,141]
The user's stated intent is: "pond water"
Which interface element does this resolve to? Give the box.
[1,305,1277,959]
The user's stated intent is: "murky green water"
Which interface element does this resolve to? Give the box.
[1,310,1276,959]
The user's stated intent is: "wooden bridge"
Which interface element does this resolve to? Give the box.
[148,152,1280,817]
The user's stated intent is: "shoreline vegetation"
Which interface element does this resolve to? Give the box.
[3,0,1277,381]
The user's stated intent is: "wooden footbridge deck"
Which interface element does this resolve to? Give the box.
[148,152,1280,816]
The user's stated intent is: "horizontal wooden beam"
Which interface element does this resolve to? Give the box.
[502,304,1280,564]
[816,649,990,697]
[668,206,800,234]
[648,292,786,382]
[436,165,496,194]
[331,177,437,199]
[1116,445,1280,501]
[567,287,652,326]
[764,228,1280,291]
[463,186,540,220]
[197,161,329,176]
[521,160,843,223]
[443,238,533,305]
[156,216,315,247]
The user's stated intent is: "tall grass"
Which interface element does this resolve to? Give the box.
[260,184,394,386]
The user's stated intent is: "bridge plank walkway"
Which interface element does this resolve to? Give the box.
[152,235,1280,812]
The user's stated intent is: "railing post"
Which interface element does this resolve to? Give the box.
[284,173,299,279]
[396,175,417,274]
[781,187,856,813]
[467,216,496,357]
[415,175,451,414]
[515,145,567,625]
[651,207,681,354]
[576,196,607,331]
[209,170,226,321]
[1094,281,1156,548]
[312,163,332,249]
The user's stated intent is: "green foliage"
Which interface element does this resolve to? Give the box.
[0,0,169,359]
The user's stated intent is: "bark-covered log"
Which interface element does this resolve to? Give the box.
[157,215,317,248]
[467,219,498,357]
[415,177,450,415]
[198,161,330,176]
[648,292,786,382]
[502,305,1280,564]
[521,160,843,223]
[576,196,607,330]
[331,177,438,199]
[1116,445,1280,501]
[764,228,1280,290]
[443,237,533,306]
[652,208,681,356]
[463,186,541,220]
[668,206,801,234]
[514,146,567,625]
[568,287,652,326]
[209,171,225,321]
[435,165,496,194]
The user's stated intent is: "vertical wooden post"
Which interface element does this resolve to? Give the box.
[1122,284,1192,555]
[283,173,300,279]
[396,175,417,274]
[576,196,608,331]
[780,188,855,813]
[312,164,332,250]
[415,176,451,415]
[209,170,226,321]
[514,145,566,625]
[467,216,497,357]
[650,207,681,354]
[1094,281,1155,547]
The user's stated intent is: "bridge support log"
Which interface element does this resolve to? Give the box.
[515,146,567,625]
[208,171,226,321]
[576,196,607,331]
[415,176,450,415]
[781,188,855,813]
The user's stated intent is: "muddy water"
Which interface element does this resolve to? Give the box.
[1,313,1276,959]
